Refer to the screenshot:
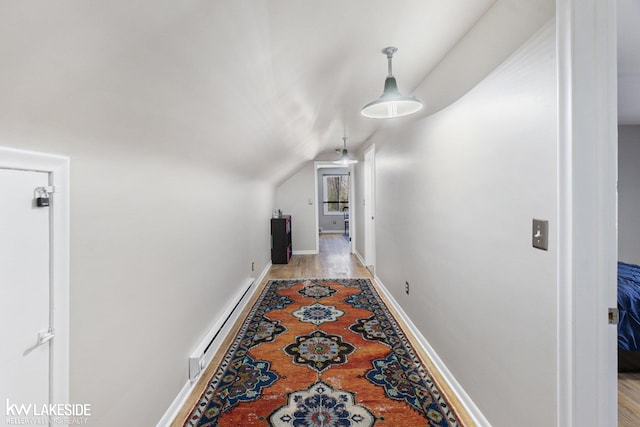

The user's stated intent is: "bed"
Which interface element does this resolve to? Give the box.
[618,261,640,371]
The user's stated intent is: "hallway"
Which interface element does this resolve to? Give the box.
[172,234,473,426]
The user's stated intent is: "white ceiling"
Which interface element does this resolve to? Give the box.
[618,0,640,125]
[0,0,559,183]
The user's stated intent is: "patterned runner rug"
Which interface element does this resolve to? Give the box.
[184,278,464,426]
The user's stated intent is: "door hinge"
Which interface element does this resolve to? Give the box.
[608,307,619,325]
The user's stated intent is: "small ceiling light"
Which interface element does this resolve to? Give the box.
[334,136,358,165]
[361,47,423,119]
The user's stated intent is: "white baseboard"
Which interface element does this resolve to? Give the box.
[371,274,491,427]
[292,250,318,255]
[354,250,375,275]
[255,261,272,286]
[155,261,272,427]
[319,230,345,234]
[155,378,192,427]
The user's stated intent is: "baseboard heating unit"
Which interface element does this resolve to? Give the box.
[188,278,255,382]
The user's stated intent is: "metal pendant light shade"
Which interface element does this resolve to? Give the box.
[334,137,358,165]
[361,47,423,119]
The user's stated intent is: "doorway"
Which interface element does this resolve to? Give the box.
[363,144,376,274]
[0,147,70,422]
[314,162,354,255]
[1,168,52,417]
[617,0,640,424]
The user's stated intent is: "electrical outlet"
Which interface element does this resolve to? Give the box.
[251,262,255,272]
[405,281,409,295]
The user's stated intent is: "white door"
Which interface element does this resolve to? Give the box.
[0,168,52,424]
[364,145,376,273]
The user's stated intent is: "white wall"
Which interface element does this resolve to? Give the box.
[0,9,275,425]
[0,139,274,426]
[275,162,317,252]
[356,22,558,426]
[619,125,640,265]
[70,152,274,426]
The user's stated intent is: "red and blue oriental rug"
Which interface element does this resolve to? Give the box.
[184,278,466,426]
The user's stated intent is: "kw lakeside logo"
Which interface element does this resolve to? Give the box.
[5,399,91,425]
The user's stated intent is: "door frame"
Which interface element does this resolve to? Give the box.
[0,146,70,412]
[363,144,376,273]
[556,0,618,425]
[314,161,355,254]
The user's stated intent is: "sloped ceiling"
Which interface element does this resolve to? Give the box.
[618,0,640,125]
[0,0,556,183]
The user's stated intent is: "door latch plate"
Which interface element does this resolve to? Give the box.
[608,307,619,325]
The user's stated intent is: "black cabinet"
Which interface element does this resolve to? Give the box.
[271,215,292,264]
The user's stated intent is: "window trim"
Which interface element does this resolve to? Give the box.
[322,174,349,216]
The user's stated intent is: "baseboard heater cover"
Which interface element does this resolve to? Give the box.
[188,278,255,382]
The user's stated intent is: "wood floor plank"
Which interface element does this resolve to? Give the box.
[620,372,640,427]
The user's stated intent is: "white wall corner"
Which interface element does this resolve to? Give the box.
[255,261,272,287]
[372,275,491,427]
[354,249,366,267]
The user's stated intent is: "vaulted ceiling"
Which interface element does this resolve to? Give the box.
[0,1,566,184]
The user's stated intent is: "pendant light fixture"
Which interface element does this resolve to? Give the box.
[334,136,358,165]
[361,47,423,119]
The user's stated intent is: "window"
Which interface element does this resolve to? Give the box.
[323,174,349,215]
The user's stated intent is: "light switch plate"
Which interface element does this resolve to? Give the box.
[532,219,549,250]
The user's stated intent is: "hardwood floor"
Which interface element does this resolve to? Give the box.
[620,373,640,426]
[269,233,369,279]
[172,234,639,426]
[171,234,475,426]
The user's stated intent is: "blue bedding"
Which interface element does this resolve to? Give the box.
[618,262,640,351]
